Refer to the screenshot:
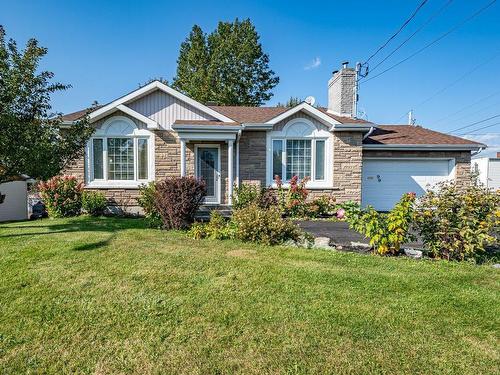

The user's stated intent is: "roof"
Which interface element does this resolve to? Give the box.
[364,125,484,146]
[61,105,104,121]
[208,105,372,124]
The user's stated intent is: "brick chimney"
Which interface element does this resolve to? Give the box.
[497,152,500,158]
[328,61,357,118]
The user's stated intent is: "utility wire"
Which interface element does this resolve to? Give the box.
[369,0,454,74]
[363,0,429,65]
[430,90,500,125]
[458,121,500,136]
[360,0,498,84]
[395,50,500,122]
[448,114,500,134]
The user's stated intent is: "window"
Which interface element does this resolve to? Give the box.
[88,116,151,185]
[269,118,331,186]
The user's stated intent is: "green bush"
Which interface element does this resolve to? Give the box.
[137,182,162,228]
[38,175,83,217]
[299,195,336,218]
[231,204,302,245]
[81,191,107,216]
[275,175,309,217]
[414,181,500,261]
[187,211,236,240]
[344,193,416,255]
[233,183,277,209]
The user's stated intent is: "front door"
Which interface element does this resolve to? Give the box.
[196,146,220,204]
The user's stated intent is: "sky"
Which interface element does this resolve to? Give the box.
[2,0,500,156]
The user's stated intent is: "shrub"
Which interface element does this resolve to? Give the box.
[137,182,162,228]
[231,204,302,245]
[154,177,206,230]
[233,183,277,209]
[275,175,309,217]
[344,193,416,255]
[414,181,500,261]
[187,211,236,240]
[300,195,336,218]
[38,175,83,217]
[81,191,107,216]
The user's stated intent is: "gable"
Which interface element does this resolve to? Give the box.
[273,111,330,132]
[126,90,217,129]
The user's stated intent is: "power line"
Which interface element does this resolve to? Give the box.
[448,114,500,134]
[396,50,500,122]
[458,121,500,136]
[360,0,498,84]
[369,0,454,74]
[430,90,500,125]
[363,0,429,65]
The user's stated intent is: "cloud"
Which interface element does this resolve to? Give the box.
[304,57,321,70]
[464,133,500,158]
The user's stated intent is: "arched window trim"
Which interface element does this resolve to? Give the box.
[86,115,155,188]
[266,117,333,188]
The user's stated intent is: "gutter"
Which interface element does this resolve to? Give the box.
[362,144,486,152]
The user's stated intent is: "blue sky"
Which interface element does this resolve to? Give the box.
[2,0,500,155]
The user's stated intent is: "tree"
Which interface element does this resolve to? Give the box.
[0,26,94,183]
[277,97,303,108]
[172,19,279,106]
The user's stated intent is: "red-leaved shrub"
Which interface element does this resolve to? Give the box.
[38,175,83,217]
[154,177,206,230]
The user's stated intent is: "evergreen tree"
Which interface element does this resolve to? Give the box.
[173,19,279,106]
[277,97,303,108]
[172,25,210,103]
[0,26,93,182]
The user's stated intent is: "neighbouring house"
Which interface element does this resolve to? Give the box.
[472,152,500,191]
[62,62,485,212]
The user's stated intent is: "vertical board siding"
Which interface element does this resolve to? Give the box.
[127,90,216,129]
[274,111,330,132]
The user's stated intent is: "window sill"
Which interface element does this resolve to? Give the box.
[86,181,150,189]
[267,182,338,190]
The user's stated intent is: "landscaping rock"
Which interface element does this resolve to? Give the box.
[404,248,423,259]
[313,237,335,250]
[492,264,500,269]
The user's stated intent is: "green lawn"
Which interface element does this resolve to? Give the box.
[0,217,499,374]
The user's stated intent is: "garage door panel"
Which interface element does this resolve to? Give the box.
[362,159,452,211]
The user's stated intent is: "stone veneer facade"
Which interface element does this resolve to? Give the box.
[64,129,471,213]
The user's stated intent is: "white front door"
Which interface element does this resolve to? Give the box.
[196,146,220,204]
[362,158,453,211]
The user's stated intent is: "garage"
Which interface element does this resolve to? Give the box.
[361,158,453,211]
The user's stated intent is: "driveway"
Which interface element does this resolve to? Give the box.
[296,220,423,249]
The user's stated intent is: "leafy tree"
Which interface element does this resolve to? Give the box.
[173,19,279,106]
[0,26,94,183]
[277,96,303,108]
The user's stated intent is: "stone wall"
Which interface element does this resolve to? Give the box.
[238,131,267,187]
[332,132,364,203]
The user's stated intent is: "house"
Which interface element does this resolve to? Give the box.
[472,153,500,191]
[62,63,485,212]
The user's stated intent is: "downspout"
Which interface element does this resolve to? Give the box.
[235,129,241,188]
[362,126,375,140]
[471,147,484,157]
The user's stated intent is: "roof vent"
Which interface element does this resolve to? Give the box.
[206,101,217,106]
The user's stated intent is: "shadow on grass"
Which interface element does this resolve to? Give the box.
[72,233,117,252]
[0,216,147,239]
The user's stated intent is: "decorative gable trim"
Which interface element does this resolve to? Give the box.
[116,105,159,130]
[89,81,234,123]
[265,102,340,128]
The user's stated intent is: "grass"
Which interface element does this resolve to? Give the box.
[0,216,499,374]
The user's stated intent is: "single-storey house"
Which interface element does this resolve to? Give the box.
[62,63,485,212]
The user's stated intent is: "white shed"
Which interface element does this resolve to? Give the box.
[0,181,29,222]
[472,156,500,191]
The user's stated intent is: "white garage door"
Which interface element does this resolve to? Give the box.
[362,159,453,211]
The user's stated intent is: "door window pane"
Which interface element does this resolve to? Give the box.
[198,148,218,197]
[286,140,311,179]
[92,139,103,179]
[138,138,148,180]
[272,140,283,179]
[315,140,325,180]
[107,138,134,180]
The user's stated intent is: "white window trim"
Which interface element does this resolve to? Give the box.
[85,116,155,189]
[266,118,333,188]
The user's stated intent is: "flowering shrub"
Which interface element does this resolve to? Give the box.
[81,191,107,216]
[154,177,206,230]
[300,195,336,218]
[275,175,310,217]
[344,193,416,255]
[231,203,302,245]
[414,181,500,261]
[38,175,83,217]
[137,182,162,228]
